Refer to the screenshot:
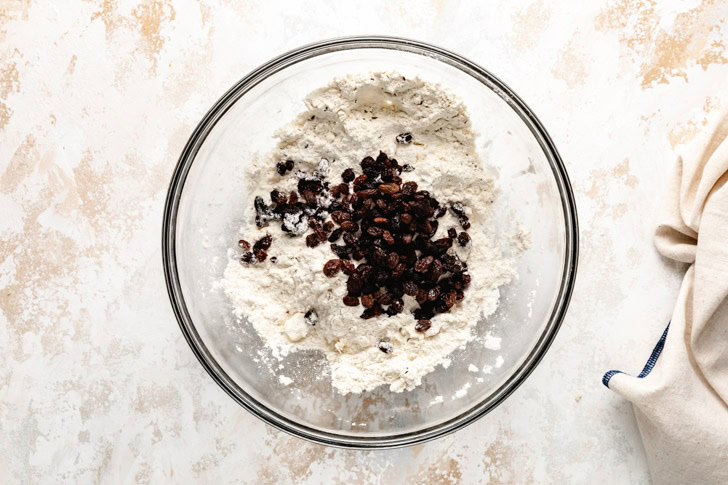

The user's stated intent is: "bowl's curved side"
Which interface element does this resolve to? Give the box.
[162,35,578,449]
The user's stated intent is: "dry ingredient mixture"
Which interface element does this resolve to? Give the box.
[222,72,519,394]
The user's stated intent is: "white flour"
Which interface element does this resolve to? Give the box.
[222,72,518,394]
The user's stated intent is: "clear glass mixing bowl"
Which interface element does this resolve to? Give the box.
[162,37,578,448]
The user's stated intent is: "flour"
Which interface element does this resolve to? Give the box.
[222,72,519,394]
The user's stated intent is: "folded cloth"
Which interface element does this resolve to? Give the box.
[604,111,728,484]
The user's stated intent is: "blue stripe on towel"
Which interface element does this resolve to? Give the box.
[602,322,671,388]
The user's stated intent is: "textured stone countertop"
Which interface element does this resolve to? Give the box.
[2,1,727,483]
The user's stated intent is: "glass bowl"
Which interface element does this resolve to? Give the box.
[162,36,578,448]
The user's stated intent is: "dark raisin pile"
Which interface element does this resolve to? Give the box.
[318,152,472,321]
[244,151,472,324]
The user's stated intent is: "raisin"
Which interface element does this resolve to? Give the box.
[285,159,295,171]
[353,174,368,188]
[361,294,375,309]
[238,240,251,251]
[428,287,441,301]
[373,249,388,266]
[331,211,351,224]
[403,281,418,296]
[392,262,406,279]
[241,252,255,264]
[400,213,412,224]
[306,233,320,248]
[361,308,377,319]
[401,181,418,195]
[462,273,472,287]
[378,183,400,195]
[367,226,384,237]
[360,156,376,170]
[387,252,400,269]
[270,256,277,263]
[330,244,350,259]
[444,290,457,308]
[457,232,471,247]
[343,232,358,246]
[276,162,287,175]
[372,217,388,224]
[389,299,404,315]
[395,132,413,144]
[253,234,272,251]
[415,320,431,332]
[255,249,267,262]
[337,183,350,195]
[341,260,356,275]
[414,255,434,273]
[447,228,457,239]
[378,341,393,354]
[382,231,395,246]
[288,191,298,205]
[303,190,317,205]
[323,259,341,277]
[342,168,355,182]
[435,207,447,218]
[358,188,378,199]
[459,217,471,230]
[402,164,415,172]
[343,295,359,306]
[323,221,335,232]
[415,289,428,305]
[450,202,465,217]
[328,228,343,242]
[346,274,363,295]
[304,309,318,325]
[341,221,358,232]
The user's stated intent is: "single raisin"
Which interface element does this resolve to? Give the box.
[341,260,356,275]
[360,294,375,309]
[238,240,251,251]
[403,281,418,296]
[328,228,343,242]
[414,255,434,273]
[447,228,457,239]
[378,183,400,194]
[253,234,272,251]
[276,162,287,175]
[341,221,358,232]
[395,132,413,144]
[401,181,418,195]
[415,320,431,332]
[323,259,341,277]
[343,295,359,306]
[306,233,320,248]
[285,159,295,171]
[304,309,318,326]
[387,252,400,269]
[342,168,355,182]
[378,341,393,354]
[457,232,471,247]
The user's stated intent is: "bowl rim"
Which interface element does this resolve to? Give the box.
[162,35,579,449]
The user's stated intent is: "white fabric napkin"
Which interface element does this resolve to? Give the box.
[604,111,728,484]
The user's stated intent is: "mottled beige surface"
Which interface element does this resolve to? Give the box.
[1,1,727,483]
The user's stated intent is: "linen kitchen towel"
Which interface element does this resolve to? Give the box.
[604,111,728,484]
